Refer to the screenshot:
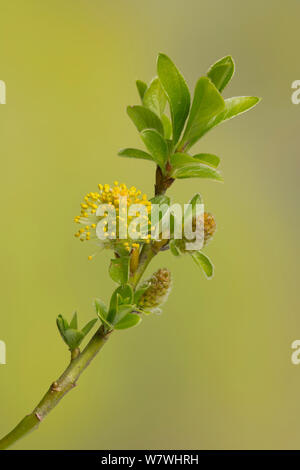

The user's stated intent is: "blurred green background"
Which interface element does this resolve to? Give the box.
[0,0,299,450]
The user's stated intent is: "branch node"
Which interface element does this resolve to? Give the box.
[35,412,43,422]
[50,381,62,392]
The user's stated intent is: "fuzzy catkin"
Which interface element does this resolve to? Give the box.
[138,268,172,312]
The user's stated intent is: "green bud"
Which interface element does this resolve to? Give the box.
[176,212,216,254]
[138,268,172,313]
[202,212,216,244]
[56,313,98,351]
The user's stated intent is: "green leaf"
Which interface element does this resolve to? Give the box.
[118,148,153,162]
[95,298,108,318]
[56,315,66,338]
[178,77,225,151]
[193,153,220,168]
[108,291,118,321]
[170,152,220,170]
[149,194,170,205]
[149,194,170,229]
[172,164,223,182]
[195,96,261,140]
[191,251,214,279]
[136,80,147,101]
[81,318,98,336]
[170,153,197,169]
[170,154,222,181]
[134,283,150,304]
[113,304,135,325]
[114,313,141,330]
[57,314,97,350]
[109,256,130,285]
[115,284,134,304]
[64,329,84,350]
[61,315,69,330]
[95,299,113,330]
[107,284,134,324]
[169,239,181,257]
[140,129,168,172]
[207,56,235,92]
[162,114,172,139]
[127,105,164,135]
[69,312,78,330]
[143,77,167,117]
[157,53,190,145]
[184,192,202,225]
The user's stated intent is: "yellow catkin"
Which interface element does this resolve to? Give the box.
[74,183,155,256]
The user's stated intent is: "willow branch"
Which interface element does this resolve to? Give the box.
[0,162,170,450]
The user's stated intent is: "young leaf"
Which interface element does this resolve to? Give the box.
[149,194,170,205]
[95,299,113,330]
[136,80,147,101]
[81,318,98,336]
[134,283,150,304]
[143,77,167,117]
[172,164,223,182]
[95,291,117,330]
[63,329,84,351]
[127,105,164,135]
[169,239,181,257]
[95,299,108,318]
[57,314,97,350]
[194,96,261,140]
[113,304,135,325]
[149,194,170,227]
[162,114,172,139]
[115,284,134,305]
[193,153,220,168]
[157,53,190,145]
[140,129,168,172]
[170,152,220,169]
[118,148,153,162]
[61,315,69,331]
[107,284,134,324]
[183,193,202,225]
[170,153,198,169]
[114,313,141,330]
[99,315,113,331]
[170,154,222,181]
[178,77,225,151]
[207,56,235,92]
[109,256,130,285]
[191,251,214,279]
[69,312,78,330]
[107,292,118,324]
[56,315,66,339]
